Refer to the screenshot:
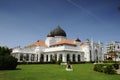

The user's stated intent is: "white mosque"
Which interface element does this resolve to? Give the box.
[12,26,103,63]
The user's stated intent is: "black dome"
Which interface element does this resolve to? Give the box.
[75,38,81,42]
[47,31,54,37]
[47,25,66,37]
[53,26,66,37]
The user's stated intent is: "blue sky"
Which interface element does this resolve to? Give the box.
[0,0,120,48]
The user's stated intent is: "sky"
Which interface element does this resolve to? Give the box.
[0,0,120,48]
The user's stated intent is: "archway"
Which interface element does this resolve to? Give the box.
[67,54,70,62]
[78,54,81,62]
[59,54,62,60]
[46,55,48,62]
[95,49,98,62]
[73,54,76,62]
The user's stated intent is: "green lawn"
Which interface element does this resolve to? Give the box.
[0,64,119,80]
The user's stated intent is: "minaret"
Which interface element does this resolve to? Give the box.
[90,38,94,61]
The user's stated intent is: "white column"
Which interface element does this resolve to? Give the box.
[57,54,59,61]
[29,54,31,62]
[17,53,20,62]
[38,53,40,62]
[70,54,73,62]
[44,54,46,62]
[34,54,37,62]
[62,53,66,62]
[48,54,50,62]
[81,53,84,61]
[75,54,78,62]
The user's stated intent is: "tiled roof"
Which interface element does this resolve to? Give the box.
[106,52,116,58]
[25,40,46,48]
[80,42,88,46]
[51,39,76,46]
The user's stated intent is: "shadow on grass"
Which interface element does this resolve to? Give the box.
[0,68,22,71]
[15,68,22,70]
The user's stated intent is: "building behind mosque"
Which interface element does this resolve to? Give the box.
[12,26,103,63]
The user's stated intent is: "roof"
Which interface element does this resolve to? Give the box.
[80,42,88,46]
[106,52,116,58]
[25,40,46,48]
[75,38,81,42]
[51,39,76,47]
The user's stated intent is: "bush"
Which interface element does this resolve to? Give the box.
[104,65,116,74]
[113,63,119,69]
[0,46,18,70]
[0,55,18,70]
[93,64,105,72]
[93,64,116,74]
[57,58,62,65]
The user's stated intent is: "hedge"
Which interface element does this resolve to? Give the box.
[93,64,116,74]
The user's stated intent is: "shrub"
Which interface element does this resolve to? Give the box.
[0,46,18,70]
[103,65,116,74]
[93,64,105,72]
[57,58,62,65]
[113,63,119,69]
[0,55,18,70]
[93,64,116,74]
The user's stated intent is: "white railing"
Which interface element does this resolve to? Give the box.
[44,45,82,52]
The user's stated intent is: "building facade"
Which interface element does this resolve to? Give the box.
[12,26,103,63]
[106,41,120,61]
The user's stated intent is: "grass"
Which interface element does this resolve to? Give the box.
[0,64,120,80]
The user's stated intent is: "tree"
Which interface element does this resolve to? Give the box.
[0,46,18,70]
[0,46,10,56]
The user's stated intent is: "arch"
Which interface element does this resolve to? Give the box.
[95,49,98,61]
[73,54,76,62]
[31,54,35,61]
[40,54,44,62]
[55,54,57,61]
[59,54,62,60]
[89,50,92,61]
[26,54,29,61]
[46,55,48,62]
[50,54,52,62]
[78,54,81,62]
[20,54,23,61]
[67,54,70,62]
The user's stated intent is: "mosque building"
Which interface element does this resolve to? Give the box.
[12,25,103,63]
